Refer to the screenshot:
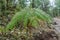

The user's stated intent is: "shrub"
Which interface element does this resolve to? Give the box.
[6,8,52,31]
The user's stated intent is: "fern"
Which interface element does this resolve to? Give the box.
[6,8,52,31]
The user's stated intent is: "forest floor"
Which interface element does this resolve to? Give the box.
[0,16,60,40]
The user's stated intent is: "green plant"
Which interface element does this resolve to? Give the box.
[6,8,52,31]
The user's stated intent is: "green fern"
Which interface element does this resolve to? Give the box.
[6,8,52,31]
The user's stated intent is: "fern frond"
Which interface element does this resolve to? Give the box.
[34,8,52,23]
[6,8,52,31]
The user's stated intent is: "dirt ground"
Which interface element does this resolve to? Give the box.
[52,17,60,40]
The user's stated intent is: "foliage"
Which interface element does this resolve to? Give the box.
[6,8,52,31]
[31,0,49,12]
[56,0,60,7]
